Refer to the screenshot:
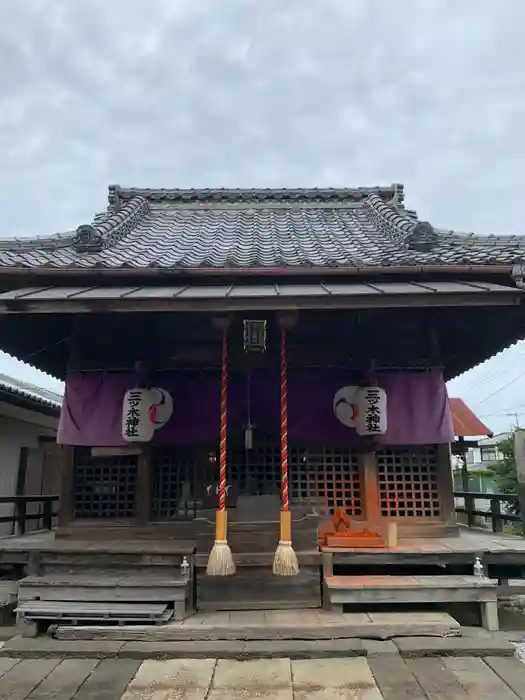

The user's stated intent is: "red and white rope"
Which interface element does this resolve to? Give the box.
[280,327,289,512]
[219,328,228,512]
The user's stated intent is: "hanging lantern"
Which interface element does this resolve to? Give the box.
[121,387,173,443]
[243,319,267,352]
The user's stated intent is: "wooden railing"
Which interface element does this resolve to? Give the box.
[454,490,522,535]
[0,495,59,536]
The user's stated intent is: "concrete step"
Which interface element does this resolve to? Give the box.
[0,631,516,660]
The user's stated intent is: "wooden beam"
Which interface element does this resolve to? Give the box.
[436,443,456,528]
[57,446,75,529]
[0,291,519,315]
[135,448,151,527]
[360,450,381,526]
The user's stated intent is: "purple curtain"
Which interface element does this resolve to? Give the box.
[58,368,454,447]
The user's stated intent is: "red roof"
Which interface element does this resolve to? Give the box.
[449,397,491,438]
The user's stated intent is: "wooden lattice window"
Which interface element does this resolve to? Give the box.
[150,447,197,520]
[377,447,440,517]
[290,447,362,516]
[73,450,137,519]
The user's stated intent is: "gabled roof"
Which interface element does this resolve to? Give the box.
[449,398,492,438]
[0,184,524,270]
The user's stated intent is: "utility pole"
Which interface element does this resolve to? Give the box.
[513,429,525,537]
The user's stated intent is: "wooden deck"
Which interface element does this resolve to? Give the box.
[2,525,525,573]
[1,524,524,556]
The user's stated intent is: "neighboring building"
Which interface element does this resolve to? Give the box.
[466,432,511,469]
[0,373,62,537]
[449,398,508,521]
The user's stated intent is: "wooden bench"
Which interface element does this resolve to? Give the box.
[15,600,172,637]
[324,575,499,631]
[16,573,192,637]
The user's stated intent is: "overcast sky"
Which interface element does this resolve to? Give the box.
[1,0,525,433]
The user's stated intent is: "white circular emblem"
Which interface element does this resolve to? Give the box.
[333,386,359,428]
[148,387,173,428]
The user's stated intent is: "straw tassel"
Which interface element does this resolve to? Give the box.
[206,327,236,576]
[273,326,299,576]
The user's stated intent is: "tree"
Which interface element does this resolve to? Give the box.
[486,434,519,515]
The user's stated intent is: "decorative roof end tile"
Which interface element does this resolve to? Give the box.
[406,221,439,252]
[74,225,103,253]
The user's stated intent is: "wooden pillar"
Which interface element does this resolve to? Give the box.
[458,436,475,526]
[57,445,75,529]
[360,449,381,526]
[436,443,456,528]
[135,448,151,526]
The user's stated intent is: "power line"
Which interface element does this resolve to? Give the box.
[478,370,525,404]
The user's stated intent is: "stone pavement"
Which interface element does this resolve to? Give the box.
[0,656,524,699]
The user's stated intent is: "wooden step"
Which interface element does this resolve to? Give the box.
[324,575,499,631]
[196,564,321,611]
[18,574,189,604]
[16,600,170,620]
[16,600,173,638]
[53,609,461,642]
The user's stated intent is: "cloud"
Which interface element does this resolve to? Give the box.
[0,0,525,420]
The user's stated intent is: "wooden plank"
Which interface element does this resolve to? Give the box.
[228,611,266,625]
[326,575,497,589]
[26,660,99,700]
[0,659,61,700]
[17,601,167,615]
[18,585,187,603]
[444,657,520,700]
[368,656,427,700]
[329,588,495,606]
[73,659,141,700]
[53,612,460,642]
[485,657,525,699]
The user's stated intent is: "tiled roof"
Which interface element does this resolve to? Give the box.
[0,184,524,270]
[0,372,62,411]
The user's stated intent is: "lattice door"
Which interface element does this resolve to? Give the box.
[377,447,441,517]
[73,449,137,519]
[289,447,362,516]
[227,436,281,496]
[150,447,197,520]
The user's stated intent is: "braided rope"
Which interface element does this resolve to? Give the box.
[281,327,289,512]
[219,328,228,512]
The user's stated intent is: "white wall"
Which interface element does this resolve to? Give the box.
[0,404,58,537]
